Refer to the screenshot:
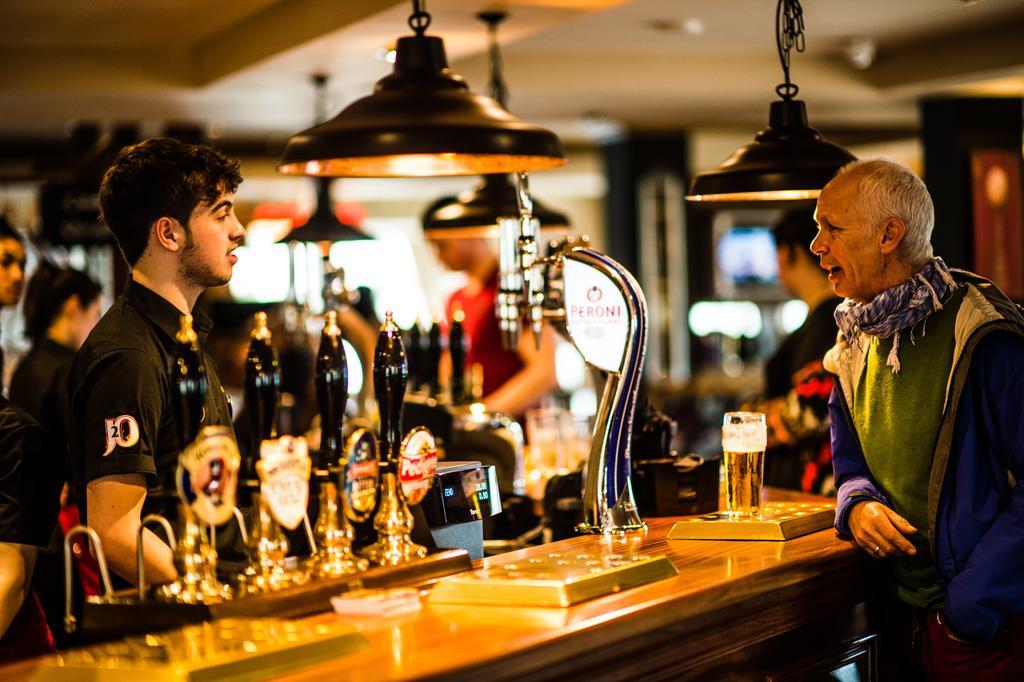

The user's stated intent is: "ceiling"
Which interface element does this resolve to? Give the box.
[1,0,1023,154]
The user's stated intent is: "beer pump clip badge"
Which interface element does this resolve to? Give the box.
[257,436,312,530]
[562,258,630,373]
[342,428,380,523]
[399,427,438,505]
[176,425,241,526]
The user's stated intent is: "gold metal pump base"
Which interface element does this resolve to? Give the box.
[155,511,231,604]
[235,492,307,595]
[307,479,368,578]
[361,472,426,566]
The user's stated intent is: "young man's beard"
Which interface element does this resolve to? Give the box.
[178,231,230,289]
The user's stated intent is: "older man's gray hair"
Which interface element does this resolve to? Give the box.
[835,159,935,266]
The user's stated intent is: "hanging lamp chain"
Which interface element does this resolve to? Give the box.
[480,12,510,109]
[408,0,431,36]
[775,0,805,100]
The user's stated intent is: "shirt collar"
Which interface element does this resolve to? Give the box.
[124,277,213,344]
[37,336,75,358]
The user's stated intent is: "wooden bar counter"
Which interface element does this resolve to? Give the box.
[285,490,878,681]
[6,491,878,681]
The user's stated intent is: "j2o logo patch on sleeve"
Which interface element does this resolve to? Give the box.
[101,415,140,457]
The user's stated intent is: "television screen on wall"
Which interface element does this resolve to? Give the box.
[715,226,778,286]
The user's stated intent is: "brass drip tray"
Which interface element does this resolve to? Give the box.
[428,552,677,607]
[666,502,835,541]
[36,618,368,681]
[82,549,472,637]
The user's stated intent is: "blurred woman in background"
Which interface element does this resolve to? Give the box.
[11,263,102,437]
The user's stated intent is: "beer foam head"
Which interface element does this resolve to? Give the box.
[722,412,767,452]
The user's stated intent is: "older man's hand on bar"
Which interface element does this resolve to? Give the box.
[848,501,918,559]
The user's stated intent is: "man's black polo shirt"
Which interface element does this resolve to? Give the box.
[67,278,234,523]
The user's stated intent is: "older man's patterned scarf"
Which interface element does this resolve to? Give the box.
[834,257,957,374]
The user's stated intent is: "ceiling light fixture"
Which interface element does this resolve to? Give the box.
[687,0,855,203]
[423,172,568,239]
[422,11,569,239]
[683,18,705,36]
[278,0,565,178]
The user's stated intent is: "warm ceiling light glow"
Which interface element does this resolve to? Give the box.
[373,46,397,63]
[279,154,565,178]
[426,225,503,239]
[424,224,571,240]
[688,189,821,202]
[683,18,705,35]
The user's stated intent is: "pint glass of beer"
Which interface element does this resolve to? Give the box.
[722,412,767,517]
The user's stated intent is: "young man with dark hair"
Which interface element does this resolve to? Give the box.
[67,137,245,586]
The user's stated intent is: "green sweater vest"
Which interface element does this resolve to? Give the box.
[853,288,965,610]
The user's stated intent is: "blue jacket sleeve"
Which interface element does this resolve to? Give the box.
[943,331,1024,642]
[829,385,890,538]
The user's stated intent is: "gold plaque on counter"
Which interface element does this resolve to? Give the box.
[35,618,368,682]
[666,502,835,541]
[427,552,677,608]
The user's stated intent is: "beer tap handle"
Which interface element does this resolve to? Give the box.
[302,512,318,554]
[449,306,467,405]
[426,320,443,398]
[515,172,546,350]
[64,525,114,633]
[373,312,408,464]
[408,319,423,393]
[243,312,280,483]
[232,505,249,545]
[174,314,208,448]
[498,215,523,350]
[136,515,177,601]
[316,310,347,470]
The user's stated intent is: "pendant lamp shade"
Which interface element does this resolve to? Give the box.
[278,36,565,178]
[278,177,370,243]
[688,100,856,202]
[687,0,856,203]
[423,174,569,239]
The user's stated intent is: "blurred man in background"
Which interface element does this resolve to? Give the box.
[745,208,839,494]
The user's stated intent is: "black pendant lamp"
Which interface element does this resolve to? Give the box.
[423,174,568,239]
[687,0,856,203]
[423,12,569,239]
[278,1,565,178]
[285,176,370,243]
[281,75,371,244]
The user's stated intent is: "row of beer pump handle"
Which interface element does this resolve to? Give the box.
[65,306,440,625]
[405,308,472,406]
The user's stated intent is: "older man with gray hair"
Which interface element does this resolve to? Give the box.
[814,158,1024,679]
